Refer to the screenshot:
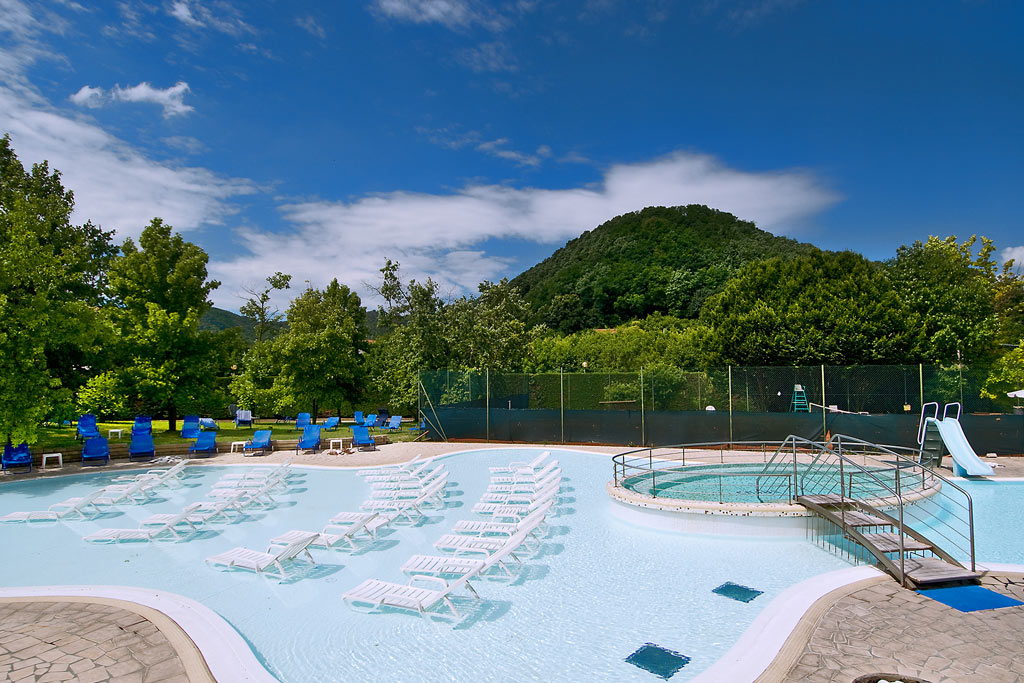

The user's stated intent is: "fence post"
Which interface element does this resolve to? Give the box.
[919,363,924,410]
[640,367,646,446]
[728,365,733,445]
[485,368,490,443]
[821,364,827,440]
[560,367,565,444]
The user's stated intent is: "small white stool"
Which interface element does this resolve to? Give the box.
[41,453,63,470]
[230,441,248,453]
[329,438,345,451]
[108,428,124,440]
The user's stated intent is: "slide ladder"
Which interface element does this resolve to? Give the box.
[916,402,993,477]
[790,384,810,412]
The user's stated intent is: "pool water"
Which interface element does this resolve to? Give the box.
[0,449,859,681]
[622,462,905,504]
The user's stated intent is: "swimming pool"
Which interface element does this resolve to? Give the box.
[0,449,866,681]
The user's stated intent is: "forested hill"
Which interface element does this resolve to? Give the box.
[510,204,819,333]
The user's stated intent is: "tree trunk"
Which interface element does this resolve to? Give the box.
[168,404,178,432]
[311,399,318,424]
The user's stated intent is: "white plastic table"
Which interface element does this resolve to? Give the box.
[230,441,248,453]
[41,453,63,469]
[329,438,345,451]
[107,428,124,440]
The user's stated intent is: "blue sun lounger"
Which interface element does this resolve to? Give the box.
[181,415,200,439]
[322,416,340,431]
[76,414,100,440]
[382,415,403,432]
[244,430,273,457]
[296,425,321,454]
[189,431,218,457]
[2,442,32,473]
[353,410,364,426]
[352,426,375,451]
[128,432,155,461]
[81,437,110,466]
[295,413,311,431]
[132,415,152,435]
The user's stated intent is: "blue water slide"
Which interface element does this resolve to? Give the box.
[929,417,994,477]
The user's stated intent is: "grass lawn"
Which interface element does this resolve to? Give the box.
[30,419,421,451]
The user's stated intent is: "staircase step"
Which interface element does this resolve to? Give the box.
[860,532,932,553]
[902,557,980,585]
[800,494,848,506]
[835,510,891,527]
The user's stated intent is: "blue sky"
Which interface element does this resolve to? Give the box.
[1,0,1021,310]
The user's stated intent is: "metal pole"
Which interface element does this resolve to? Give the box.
[640,367,646,445]
[728,365,733,446]
[485,368,490,443]
[821,364,827,439]
[560,368,565,444]
[417,370,421,424]
[919,363,924,410]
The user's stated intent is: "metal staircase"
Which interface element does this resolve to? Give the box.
[758,435,979,587]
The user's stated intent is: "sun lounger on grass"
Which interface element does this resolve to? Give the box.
[2,442,32,473]
[0,489,107,522]
[342,572,480,618]
[488,451,551,475]
[243,430,272,456]
[206,531,318,579]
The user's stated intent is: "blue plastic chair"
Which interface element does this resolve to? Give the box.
[409,419,428,433]
[128,432,155,461]
[296,425,321,454]
[295,413,312,431]
[181,415,200,439]
[2,442,32,473]
[353,410,364,426]
[81,437,110,466]
[189,431,217,456]
[132,415,152,435]
[76,414,100,440]
[199,417,218,430]
[322,416,340,431]
[382,415,403,432]
[362,414,377,431]
[244,430,272,457]
[351,426,375,451]
[234,409,253,428]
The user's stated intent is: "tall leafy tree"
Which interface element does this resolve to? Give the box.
[276,279,367,418]
[108,219,225,429]
[446,279,532,371]
[239,271,292,343]
[700,250,922,365]
[0,136,114,443]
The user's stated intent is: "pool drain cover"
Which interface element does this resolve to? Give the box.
[624,643,690,679]
[712,581,763,603]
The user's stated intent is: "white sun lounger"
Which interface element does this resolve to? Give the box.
[112,460,188,486]
[268,515,379,551]
[370,465,446,490]
[370,472,449,500]
[488,451,551,474]
[93,479,158,506]
[209,480,277,507]
[362,461,432,484]
[433,527,538,556]
[489,461,560,485]
[186,491,252,523]
[486,471,561,494]
[477,480,560,506]
[0,489,108,523]
[360,476,448,520]
[216,463,297,484]
[342,572,480,617]
[357,454,423,477]
[327,511,395,538]
[403,528,533,579]
[472,492,557,517]
[139,502,206,529]
[451,501,552,538]
[84,506,200,543]
[206,531,318,579]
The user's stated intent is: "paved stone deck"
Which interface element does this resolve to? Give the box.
[765,572,1024,683]
[0,598,210,683]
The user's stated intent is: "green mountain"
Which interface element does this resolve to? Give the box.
[510,204,818,333]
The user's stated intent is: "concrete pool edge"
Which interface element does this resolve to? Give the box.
[0,585,278,682]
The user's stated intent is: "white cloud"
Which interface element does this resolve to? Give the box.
[169,0,202,27]
[295,15,326,39]
[161,135,207,155]
[1002,246,1024,269]
[68,81,194,117]
[209,151,839,309]
[0,83,257,239]
[68,84,104,107]
[458,41,517,73]
[418,127,551,167]
[167,0,254,36]
[372,0,509,30]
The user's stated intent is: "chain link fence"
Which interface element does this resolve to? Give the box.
[417,365,1024,453]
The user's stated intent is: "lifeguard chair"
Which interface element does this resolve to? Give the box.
[790,384,810,412]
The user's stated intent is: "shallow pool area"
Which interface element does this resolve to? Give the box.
[0,449,894,681]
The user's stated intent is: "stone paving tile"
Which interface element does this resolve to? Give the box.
[0,601,192,683]
[778,574,1024,682]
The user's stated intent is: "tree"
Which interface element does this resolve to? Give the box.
[108,219,225,429]
[700,251,922,366]
[887,236,999,364]
[446,279,532,371]
[239,272,292,343]
[276,279,367,418]
[0,136,114,444]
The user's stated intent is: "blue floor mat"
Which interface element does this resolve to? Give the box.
[625,643,691,679]
[712,581,763,603]
[916,584,1024,612]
